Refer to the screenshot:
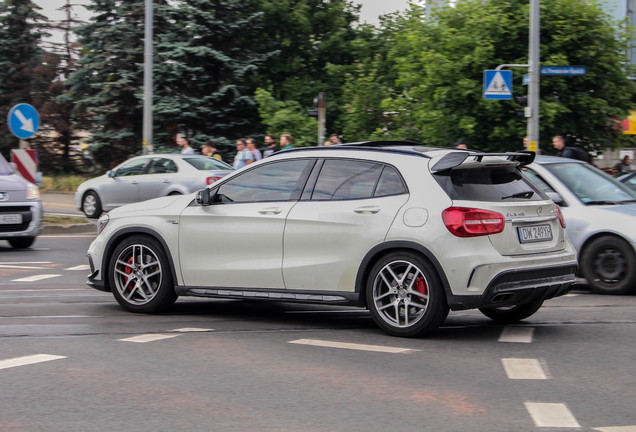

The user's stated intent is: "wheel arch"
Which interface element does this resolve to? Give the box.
[354,241,451,308]
[100,227,178,292]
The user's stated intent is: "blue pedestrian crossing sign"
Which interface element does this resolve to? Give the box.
[8,103,39,139]
[484,70,512,100]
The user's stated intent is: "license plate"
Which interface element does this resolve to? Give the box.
[0,214,22,224]
[518,224,553,243]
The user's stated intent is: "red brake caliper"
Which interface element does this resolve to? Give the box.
[415,277,428,295]
[124,256,134,288]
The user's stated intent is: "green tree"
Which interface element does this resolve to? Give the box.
[0,0,47,156]
[254,88,317,147]
[346,0,635,152]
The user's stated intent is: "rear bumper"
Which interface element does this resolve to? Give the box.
[448,263,577,311]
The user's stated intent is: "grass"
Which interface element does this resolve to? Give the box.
[41,174,90,192]
[43,215,92,225]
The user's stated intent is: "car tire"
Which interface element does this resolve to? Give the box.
[580,236,636,294]
[168,191,182,196]
[366,252,449,337]
[8,237,35,249]
[108,235,177,313]
[478,300,544,323]
[82,191,103,219]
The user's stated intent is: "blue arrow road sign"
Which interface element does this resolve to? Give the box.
[540,66,587,76]
[484,70,512,100]
[8,103,39,139]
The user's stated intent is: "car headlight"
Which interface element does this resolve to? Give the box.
[97,214,110,234]
[26,183,40,200]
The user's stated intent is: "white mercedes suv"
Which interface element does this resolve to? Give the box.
[86,142,578,337]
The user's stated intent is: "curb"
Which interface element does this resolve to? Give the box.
[42,223,97,235]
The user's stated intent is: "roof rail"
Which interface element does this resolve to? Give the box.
[431,151,535,172]
[338,140,423,147]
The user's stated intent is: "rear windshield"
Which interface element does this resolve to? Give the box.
[434,166,548,202]
[183,157,232,171]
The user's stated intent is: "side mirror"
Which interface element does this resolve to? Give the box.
[107,170,116,178]
[547,192,565,206]
[196,188,212,206]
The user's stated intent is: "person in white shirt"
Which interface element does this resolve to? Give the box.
[233,138,254,169]
[176,134,194,154]
[246,138,262,161]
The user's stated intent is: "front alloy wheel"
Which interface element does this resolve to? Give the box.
[109,235,177,312]
[367,252,448,337]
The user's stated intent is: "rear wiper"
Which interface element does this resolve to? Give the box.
[501,191,534,200]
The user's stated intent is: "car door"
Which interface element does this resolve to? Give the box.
[138,157,179,201]
[283,159,409,292]
[99,158,148,207]
[178,158,315,289]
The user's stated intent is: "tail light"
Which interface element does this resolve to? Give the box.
[206,176,222,185]
[442,207,505,237]
[556,205,566,228]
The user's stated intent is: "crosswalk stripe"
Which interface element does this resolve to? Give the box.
[289,339,415,353]
[0,354,66,370]
[502,358,548,379]
[119,334,180,343]
[525,402,581,428]
[499,326,534,343]
[594,427,636,432]
[12,274,62,282]
[172,328,213,332]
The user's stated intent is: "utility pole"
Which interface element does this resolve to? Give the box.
[316,92,326,146]
[526,0,540,152]
[142,0,153,155]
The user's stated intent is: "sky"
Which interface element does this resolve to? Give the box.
[33,0,413,45]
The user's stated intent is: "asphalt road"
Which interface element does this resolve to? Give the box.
[1,235,635,431]
[41,191,83,217]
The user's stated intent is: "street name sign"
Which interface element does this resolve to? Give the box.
[8,103,39,139]
[540,66,587,76]
[484,70,512,100]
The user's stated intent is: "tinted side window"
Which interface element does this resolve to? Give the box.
[116,159,148,176]
[312,160,382,200]
[216,160,311,203]
[147,158,177,174]
[521,168,556,194]
[375,165,407,197]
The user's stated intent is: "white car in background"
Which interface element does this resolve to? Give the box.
[85,143,577,337]
[523,156,636,294]
[75,154,233,218]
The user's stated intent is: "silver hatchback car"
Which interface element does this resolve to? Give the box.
[86,143,577,337]
[523,156,636,294]
[75,154,233,218]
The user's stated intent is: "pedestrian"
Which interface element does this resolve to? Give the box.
[613,155,634,174]
[280,134,293,150]
[201,140,223,161]
[551,135,576,159]
[176,133,194,154]
[233,138,254,169]
[329,133,342,145]
[246,138,262,162]
[262,134,279,157]
[455,140,467,150]
[522,136,542,154]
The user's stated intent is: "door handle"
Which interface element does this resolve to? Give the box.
[162,179,170,183]
[354,206,381,214]
[131,181,139,184]
[258,207,283,215]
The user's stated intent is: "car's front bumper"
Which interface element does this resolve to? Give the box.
[0,200,43,239]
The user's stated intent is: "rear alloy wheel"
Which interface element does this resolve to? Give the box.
[367,252,448,337]
[8,237,35,249]
[580,236,636,294]
[82,191,102,218]
[109,235,177,313]
[479,300,544,323]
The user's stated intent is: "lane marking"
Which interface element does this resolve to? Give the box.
[594,427,636,432]
[564,293,580,297]
[289,339,415,353]
[525,402,581,428]
[172,328,213,332]
[502,358,548,379]
[119,334,180,343]
[499,326,534,343]
[0,354,66,371]
[12,274,62,282]
[65,265,90,271]
[0,315,101,319]
[0,264,49,270]
[0,261,52,264]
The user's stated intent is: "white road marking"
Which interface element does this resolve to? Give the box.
[564,293,580,297]
[594,427,636,432]
[289,339,415,353]
[0,315,100,319]
[119,334,180,343]
[172,328,213,332]
[502,358,548,379]
[12,274,62,282]
[39,235,95,238]
[499,326,534,343]
[524,402,581,428]
[0,261,52,264]
[65,265,90,271]
[0,264,49,270]
[0,354,66,371]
